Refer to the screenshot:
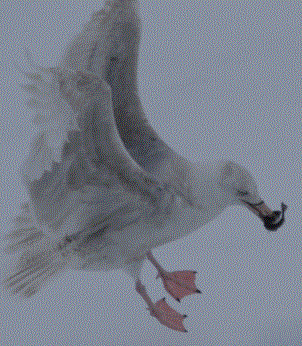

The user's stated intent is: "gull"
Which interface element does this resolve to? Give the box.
[3,0,287,332]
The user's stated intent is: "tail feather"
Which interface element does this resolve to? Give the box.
[5,229,44,253]
[2,203,71,298]
[4,203,44,253]
[4,249,67,297]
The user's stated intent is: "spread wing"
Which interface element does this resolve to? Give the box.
[60,0,181,179]
[17,0,190,237]
[19,66,163,236]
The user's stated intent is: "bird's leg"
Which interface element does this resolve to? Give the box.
[135,280,187,332]
[146,251,201,302]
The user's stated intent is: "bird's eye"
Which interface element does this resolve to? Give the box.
[237,190,248,196]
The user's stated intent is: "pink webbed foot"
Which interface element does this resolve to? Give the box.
[147,251,201,302]
[157,270,201,302]
[136,281,187,332]
[151,298,187,332]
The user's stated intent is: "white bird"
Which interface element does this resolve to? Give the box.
[3,0,287,332]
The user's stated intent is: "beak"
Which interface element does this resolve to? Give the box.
[241,199,287,231]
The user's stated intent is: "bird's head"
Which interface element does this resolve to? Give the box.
[218,160,287,231]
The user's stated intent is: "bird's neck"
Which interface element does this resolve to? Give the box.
[179,160,229,213]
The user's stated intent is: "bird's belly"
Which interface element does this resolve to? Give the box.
[97,201,221,269]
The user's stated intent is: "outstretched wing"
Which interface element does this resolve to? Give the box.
[18,0,191,237]
[60,0,183,179]
[19,66,163,237]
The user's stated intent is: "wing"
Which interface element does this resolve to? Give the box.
[60,0,185,181]
[19,65,165,237]
[19,0,191,235]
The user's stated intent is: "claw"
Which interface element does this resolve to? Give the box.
[158,270,201,302]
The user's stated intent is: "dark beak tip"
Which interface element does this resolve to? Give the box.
[263,202,287,231]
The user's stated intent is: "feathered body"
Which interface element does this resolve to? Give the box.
[3,0,285,310]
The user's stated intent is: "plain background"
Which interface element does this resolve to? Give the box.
[1,0,301,345]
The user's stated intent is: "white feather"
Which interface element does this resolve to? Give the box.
[2,203,72,298]
[20,65,80,165]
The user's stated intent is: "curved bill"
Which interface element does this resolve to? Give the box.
[241,200,287,231]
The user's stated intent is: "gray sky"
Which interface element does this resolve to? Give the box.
[1,0,301,345]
